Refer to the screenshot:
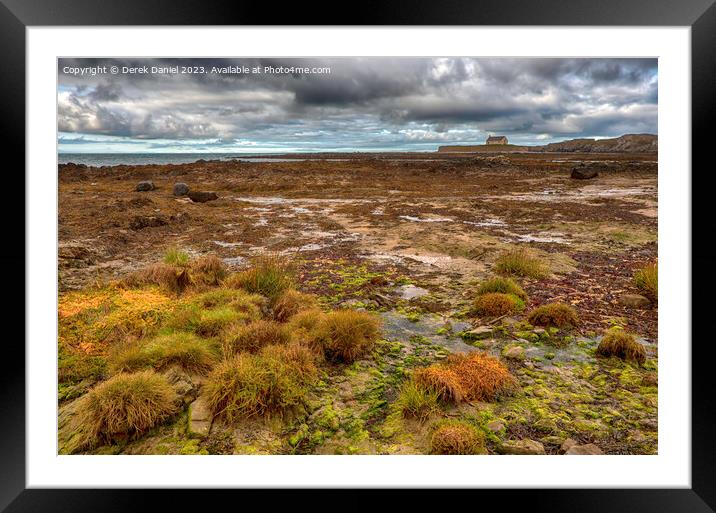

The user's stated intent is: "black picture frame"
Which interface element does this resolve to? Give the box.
[2,0,714,510]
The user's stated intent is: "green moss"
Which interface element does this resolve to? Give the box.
[315,405,341,431]
[405,311,421,323]
[179,439,209,455]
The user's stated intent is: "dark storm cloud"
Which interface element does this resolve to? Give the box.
[57,57,657,151]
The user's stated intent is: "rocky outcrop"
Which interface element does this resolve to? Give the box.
[540,134,657,153]
[188,191,218,203]
[58,243,95,268]
[438,134,657,154]
[129,215,168,230]
[571,165,599,180]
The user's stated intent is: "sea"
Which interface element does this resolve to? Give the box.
[57,153,310,167]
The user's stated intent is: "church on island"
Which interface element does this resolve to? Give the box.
[486,135,508,145]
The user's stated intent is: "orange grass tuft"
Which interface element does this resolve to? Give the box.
[430,420,485,455]
[596,328,647,364]
[414,352,515,404]
[472,292,524,317]
[527,302,579,329]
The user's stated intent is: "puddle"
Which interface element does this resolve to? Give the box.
[379,311,476,354]
[497,186,655,202]
[399,215,453,223]
[396,284,429,300]
[361,252,454,268]
[463,218,507,228]
[502,231,571,244]
[235,196,376,205]
[222,256,247,267]
[213,240,242,248]
[363,253,405,264]
[296,243,327,252]
[403,254,454,267]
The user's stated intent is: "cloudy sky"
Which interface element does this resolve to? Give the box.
[57,57,657,154]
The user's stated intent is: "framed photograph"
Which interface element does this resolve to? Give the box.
[4,0,715,510]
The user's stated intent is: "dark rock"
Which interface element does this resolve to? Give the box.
[173,182,190,196]
[188,191,218,203]
[570,165,599,180]
[129,215,168,230]
[135,180,155,191]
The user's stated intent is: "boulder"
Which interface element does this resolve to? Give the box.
[561,438,578,453]
[570,166,598,180]
[466,326,493,340]
[129,215,168,230]
[173,182,190,196]
[187,396,212,438]
[564,443,603,455]
[164,368,199,405]
[502,345,526,361]
[498,439,546,455]
[188,191,218,203]
[619,293,651,308]
[135,180,155,191]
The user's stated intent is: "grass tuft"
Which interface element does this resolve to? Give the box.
[163,247,190,267]
[414,352,515,404]
[204,345,317,420]
[272,289,319,322]
[494,248,548,279]
[430,420,486,455]
[288,308,326,333]
[224,254,295,301]
[109,332,217,374]
[596,328,646,364]
[60,370,177,453]
[195,307,245,337]
[527,302,579,329]
[222,319,293,356]
[476,276,528,300]
[314,309,381,363]
[396,379,440,421]
[633,262,657,302]
[472,292,524,317]
[125,263,192,295]
[190,254,228,286]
